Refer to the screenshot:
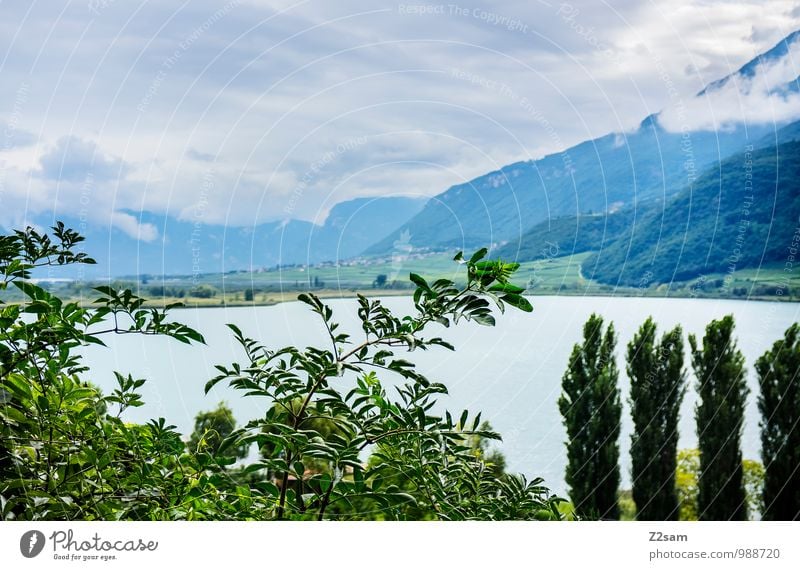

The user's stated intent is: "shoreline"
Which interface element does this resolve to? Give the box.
[71,287,800,310]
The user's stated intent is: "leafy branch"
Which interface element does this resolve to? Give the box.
[210,248,558,520]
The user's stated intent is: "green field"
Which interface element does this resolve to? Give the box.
[199,251,593,292]
[35,252,800,307]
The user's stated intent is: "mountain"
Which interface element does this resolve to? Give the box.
[497,139,800,286]
[310,196,425,261]
[585,141,800,286]
[758,117,800,147]
[699,30,800,95]
[496,120,800,262]
[365,31,800,257]
[364,125,772,256]
[494,210,635,264]
[27,31,800,280]
[36,195,425,279]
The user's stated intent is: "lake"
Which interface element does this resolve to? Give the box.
[81,295,800,494]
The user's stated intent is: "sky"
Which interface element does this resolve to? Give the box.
[0,0,798,241]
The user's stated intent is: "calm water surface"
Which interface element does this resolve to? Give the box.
[82,296,800,494]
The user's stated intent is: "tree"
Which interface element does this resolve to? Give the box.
[558,314,621,519]
[188,402,248,461]
[0,225,558,521]
[189,284,217,298]
[244,288,255,302]
[209,248,561,520]
[742,458,765,519]
[676,449,700,520]
[676,449,763,521]
[690,315,749,520]
[755,323,800,520]
[0,224,225,521]
[373,274,388,288]
[468,421,508,479]
[627,317,685,520]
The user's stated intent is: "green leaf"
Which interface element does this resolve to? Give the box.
[417,407,426,428]
[319,473,332,493]
[502,293,533,312]
[2,375,31,400]
[472,313,496,326]
[298,293,322,310]
[93,285,116,297]
[204,376,226,394]
[409,273,429,291]
[353,467,365,492]
[0,405,26,424]
[12,280,49,301]
[469,248,488,264]
[22,300,52,314]
[488,283,525,294]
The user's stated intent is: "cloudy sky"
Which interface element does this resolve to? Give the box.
[0,0,798,240]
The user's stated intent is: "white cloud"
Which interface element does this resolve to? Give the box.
[0,0,798,227]
[0,137,158,241]
[111,212,159,242]
[658,36,800,131]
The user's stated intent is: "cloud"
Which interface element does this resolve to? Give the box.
[39,136,128,182]
[111,212,159,242]
[657,36,800,132]
[0,123,37,150]
[0,136,157,241]
[0,0,798,228]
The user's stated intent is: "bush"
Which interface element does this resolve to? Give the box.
[189,284,218,298]
[208,249,559,520]
[0,227,557,521]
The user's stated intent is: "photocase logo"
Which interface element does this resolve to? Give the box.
[19,530,46,558]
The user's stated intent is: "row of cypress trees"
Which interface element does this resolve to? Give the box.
[558,314,800,521]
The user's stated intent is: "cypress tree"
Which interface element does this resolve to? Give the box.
[559,314,621,519]
[756,322,800,520]
[689,315,749,520]
[627,317,686,520]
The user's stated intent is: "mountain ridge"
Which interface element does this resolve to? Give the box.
[26,195,426,279]
[496,138,800,287]
[364,30,800,258]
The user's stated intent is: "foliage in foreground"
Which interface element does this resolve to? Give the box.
[0,224,559,520]
[208,249,559,520]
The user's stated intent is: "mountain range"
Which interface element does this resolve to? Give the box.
[368,30,800,287]
[22,30,800,287]
[368,31,800,261]
[496,132,800,286]
[47,196,425,279]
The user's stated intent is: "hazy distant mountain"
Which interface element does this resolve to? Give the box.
[38,195,425,279]
[365,31,800,257]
